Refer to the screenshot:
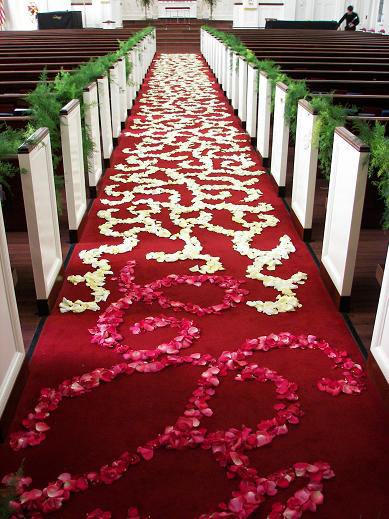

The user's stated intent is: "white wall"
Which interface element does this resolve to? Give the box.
[122,0,234,20]
[4,0,71,30]
[4,0,121,30]
[123,0,153,20]
[4,0,388,31]
[121,0,365,23]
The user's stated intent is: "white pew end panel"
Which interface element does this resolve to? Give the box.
[60,99,88,244]
[0,203,25,425]
[290,99,319,242]
[370,246,389,383]
[320,127,370,311]
[83,82,103,198]
[18,128,64,315]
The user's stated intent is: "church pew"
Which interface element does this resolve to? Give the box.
[290,99,389,243]
[370,245,389,382]
[202,30,388,351]
[0,201,25,422]
[319,127,370,311]
[17,128,64,315]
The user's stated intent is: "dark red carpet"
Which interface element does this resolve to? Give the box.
[1,54,388,519]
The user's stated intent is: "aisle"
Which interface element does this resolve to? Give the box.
[1,54,388,518]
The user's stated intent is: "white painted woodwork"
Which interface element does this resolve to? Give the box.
[0,204,25,418]
[210,34,216,71]
[18,128,63,300]
[134,44,141,91]
[118,57,128,123]
[238,56,248,122]
[371,246,389,382]
[270,82,290,189]
[157,0,197,18]
[231,52,240,111]
[212,35,217,73]
[83,82,103,190]
[256,71,272,159]
[291,100,319,230]
[91,0,123,27]
[97,75,114,160]
[321,128,370,297]
[226,48,233,100]
[246,63,258,138]
[221,43,228,91]
[233,3,261,28]
[215,39,220,82]
[109,62,122,139]
[60,100,88,234]
[127,49,135,110]
[11,1,384,32]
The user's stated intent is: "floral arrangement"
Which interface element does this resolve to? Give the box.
[27,3,39,18]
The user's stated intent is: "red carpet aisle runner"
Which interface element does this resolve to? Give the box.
[1,54,388,519]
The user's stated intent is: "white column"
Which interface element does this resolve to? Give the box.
[246,63,258,138]
[0,203,25,418]
[238,56,248,123]
[109,62,121,139]
[231,52,240,111]
[97,75,114,161]
[290,99,319,241]
[60,99,88,243]
[270,82,290,195]
[371,245,389,382]
[256,71,272,163]
[83,82,103,198]
[18,128,63,313]
[320,127,370,310]
[118,56,128,123]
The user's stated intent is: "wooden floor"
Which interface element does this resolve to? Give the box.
[7,229,71,350]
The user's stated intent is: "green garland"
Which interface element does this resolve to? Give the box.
[0,125,35,189]
[310,96,349,179]
[352,119,389,228]
[0,26,153,196]
[202,25,389,229]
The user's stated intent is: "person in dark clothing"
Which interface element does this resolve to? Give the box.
[338,5,360,31]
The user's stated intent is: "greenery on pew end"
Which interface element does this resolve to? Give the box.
[0,125,34,189]
[353,120,389,229]
[0,26,154,202]
[310,96,350,178]
[202,25,389,229]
